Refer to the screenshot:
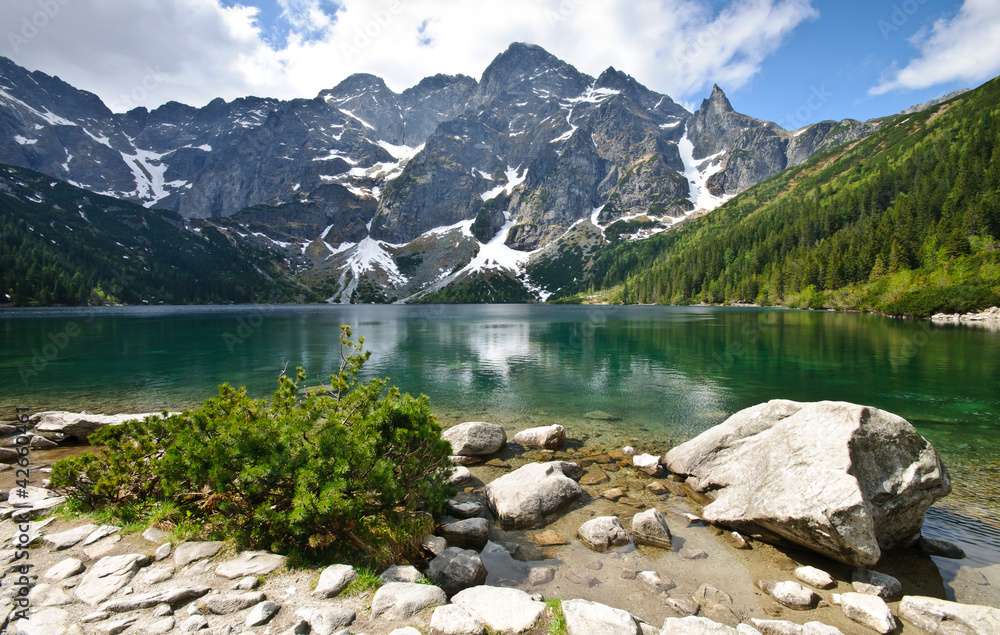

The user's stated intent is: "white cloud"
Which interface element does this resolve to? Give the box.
[870,0,1000,96]
[0,0,817,112]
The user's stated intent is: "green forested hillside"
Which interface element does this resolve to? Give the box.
[0,164,305,306]
[575,77,1000,316]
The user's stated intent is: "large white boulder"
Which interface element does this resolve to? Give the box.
[512,425,566,450]
[443,422,506,456]
[664,400,950,566]
[451,586,546,634]
[562,599,640,635]
[485,461,582,527]
[899,596,1000,635]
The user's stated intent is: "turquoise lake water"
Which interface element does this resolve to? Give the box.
[1,304,999,571]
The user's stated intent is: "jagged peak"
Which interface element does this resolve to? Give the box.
[701,84,734,115]
[401,73,477,97]
[323,73,392,98]
[480,42,568,84]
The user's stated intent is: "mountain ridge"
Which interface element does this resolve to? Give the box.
[1,43,888,304]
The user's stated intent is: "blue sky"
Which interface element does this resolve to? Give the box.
[2,0,998,126]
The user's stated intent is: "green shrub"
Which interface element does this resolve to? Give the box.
[51,326,454,565]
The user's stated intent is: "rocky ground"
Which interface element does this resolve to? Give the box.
[0,414,998,634]
[930,306,1000,330]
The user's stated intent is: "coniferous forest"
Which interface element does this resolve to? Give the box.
[566,77,1000,316]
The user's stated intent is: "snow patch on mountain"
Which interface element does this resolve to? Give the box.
[335,236,406,303]
[678,128,733,211]
[120,148,175,206]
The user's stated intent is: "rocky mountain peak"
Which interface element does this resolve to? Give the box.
[704,84,734,114]
[321,73,392,100]
[474,42,588,105]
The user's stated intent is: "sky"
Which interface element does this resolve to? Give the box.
[2,0,999,127]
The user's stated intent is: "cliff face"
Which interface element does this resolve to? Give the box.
[0,44,884,303]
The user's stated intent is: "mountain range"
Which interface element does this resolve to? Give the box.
[1,43,896,304]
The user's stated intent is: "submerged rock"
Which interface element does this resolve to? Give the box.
[664,400,951,566]
[578,516,629,552]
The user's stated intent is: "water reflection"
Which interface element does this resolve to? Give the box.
[1,304,998,534]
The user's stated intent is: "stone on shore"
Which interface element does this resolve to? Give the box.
[485,461,583,527]
[439,517,490,551]
[793,566,835,589]
[427,547,488,597]
[756,580,819,610]
[83,525,121,546]
[443,422,507,456]
[246,600,281,627]
[632,454,663,476]
[840,593,896,634]
[45,557,85,581]
[204,591,266,615]
[562,598,640,635]
[578,516,630,552]
[308,606,357,635]
[75,553,151,606]
[312,564,357,598]
[851,569,902,602]
[664,400,951,566]
[452,586,547,635]
[448,466,474,486]
[661,616,738,634]
[447,499,485,518]
[173,541,224,567]
[43,524,98,550]
[370,582,447,621]
[215,550,286,579]
[631,508,672,549]
[31,411,168,442]
[430,604,486,635]
[380,564,424,583]
[11,607,72,635]
[100,586,212,612]
[899,595,1000,635]
[512,425,566,450]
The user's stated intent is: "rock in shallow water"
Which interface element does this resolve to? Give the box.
[427,547,488,598]
[485,461,582,527]
[631,508,672,549]
[578,516,629,552]
[664,399,951,566]
[444,422,507,456]
[512,425,566,450]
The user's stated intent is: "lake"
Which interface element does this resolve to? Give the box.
[2,304,999,575]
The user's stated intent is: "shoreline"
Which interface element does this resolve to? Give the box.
[4,412,999,628]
